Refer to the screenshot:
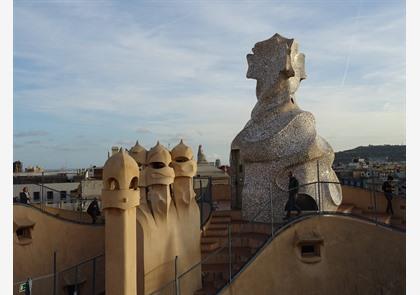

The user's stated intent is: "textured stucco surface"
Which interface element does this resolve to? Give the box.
[136,141,202,295]
[13,205,105,295]
[220,215,405,295]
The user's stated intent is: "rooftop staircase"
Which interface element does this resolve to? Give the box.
[196,210,272,295]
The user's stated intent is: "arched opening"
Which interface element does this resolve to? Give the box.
[107,178,120,190]
[129,177,139,190]
[284,193,318,211]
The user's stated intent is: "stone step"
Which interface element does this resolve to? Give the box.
[230,232,269,248]
[212,201,232,211]
[201,236,223,244]
[210,216,231,224]
[201,247,255,264]
[202,231,269,249]
[212,210,242,221]
[201,240,220,252]
[212,210,232,217]
[230,222,273,235]
[207,223,229,230]
[229,210,243,221]
[204,228,229,237]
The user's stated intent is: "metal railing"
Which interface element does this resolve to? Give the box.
[13,253,105,295]
[15,178,212,226]
[194,176,214,229]
[14,183,104,224]
[14,161,406,295]
[339,177,406,198]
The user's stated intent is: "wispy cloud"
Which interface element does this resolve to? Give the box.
[135,127,152,134]
[13,0,405,168]
[24,140,42,145]
[14,130,49,138]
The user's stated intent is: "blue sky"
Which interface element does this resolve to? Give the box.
[13,0,405,169]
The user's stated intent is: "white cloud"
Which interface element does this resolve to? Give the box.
[13,1,405,168]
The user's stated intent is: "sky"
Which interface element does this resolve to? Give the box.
[13,0,406,170]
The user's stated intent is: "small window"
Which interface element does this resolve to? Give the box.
[298,242,321,262]
[15,226,33,245]
[239,164,243,173]
[60,191,67,200]
[33,192,40,202]
[47,191,53,200]
[301,244,317,257]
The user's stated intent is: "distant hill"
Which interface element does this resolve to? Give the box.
[334,145,406,164]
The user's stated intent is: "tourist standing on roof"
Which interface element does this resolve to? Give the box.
[285,171,302,219]
[382,175,394,215]
[19,187,31,204]
[87,197,100,224]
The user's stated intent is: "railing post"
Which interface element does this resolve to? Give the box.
[270,182,274,237]
[228,224,232,283]
[208,177,212,204]
[175,256,180,295]
[41,172,44,210]
[317,160,321,214]
[373,173,378,224]
[79,199,83,223]
[199,179,203,227]
[92,257,96,295]
[75,264,79,294]
[53,251,57,295]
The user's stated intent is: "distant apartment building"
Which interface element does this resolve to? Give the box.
[13,169,93,205]
[333,158,406,197]
[13,161,22,173]
[25,165,44,173]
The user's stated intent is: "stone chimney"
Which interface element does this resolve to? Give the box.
[101,149,140,295]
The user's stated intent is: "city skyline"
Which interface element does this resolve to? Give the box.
[13,0,405,169]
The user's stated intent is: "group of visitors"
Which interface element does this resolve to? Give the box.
[15,187,100,224]
[283,172,396,219]
[15,173,396,223]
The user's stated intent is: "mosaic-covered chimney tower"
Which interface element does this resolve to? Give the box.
[230,33,342,221]
[101,149,140,295]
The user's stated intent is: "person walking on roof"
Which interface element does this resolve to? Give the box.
[285,171,301,219]
[87,197,100,224]
[382,175,394,215]
[19,187,31,204]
